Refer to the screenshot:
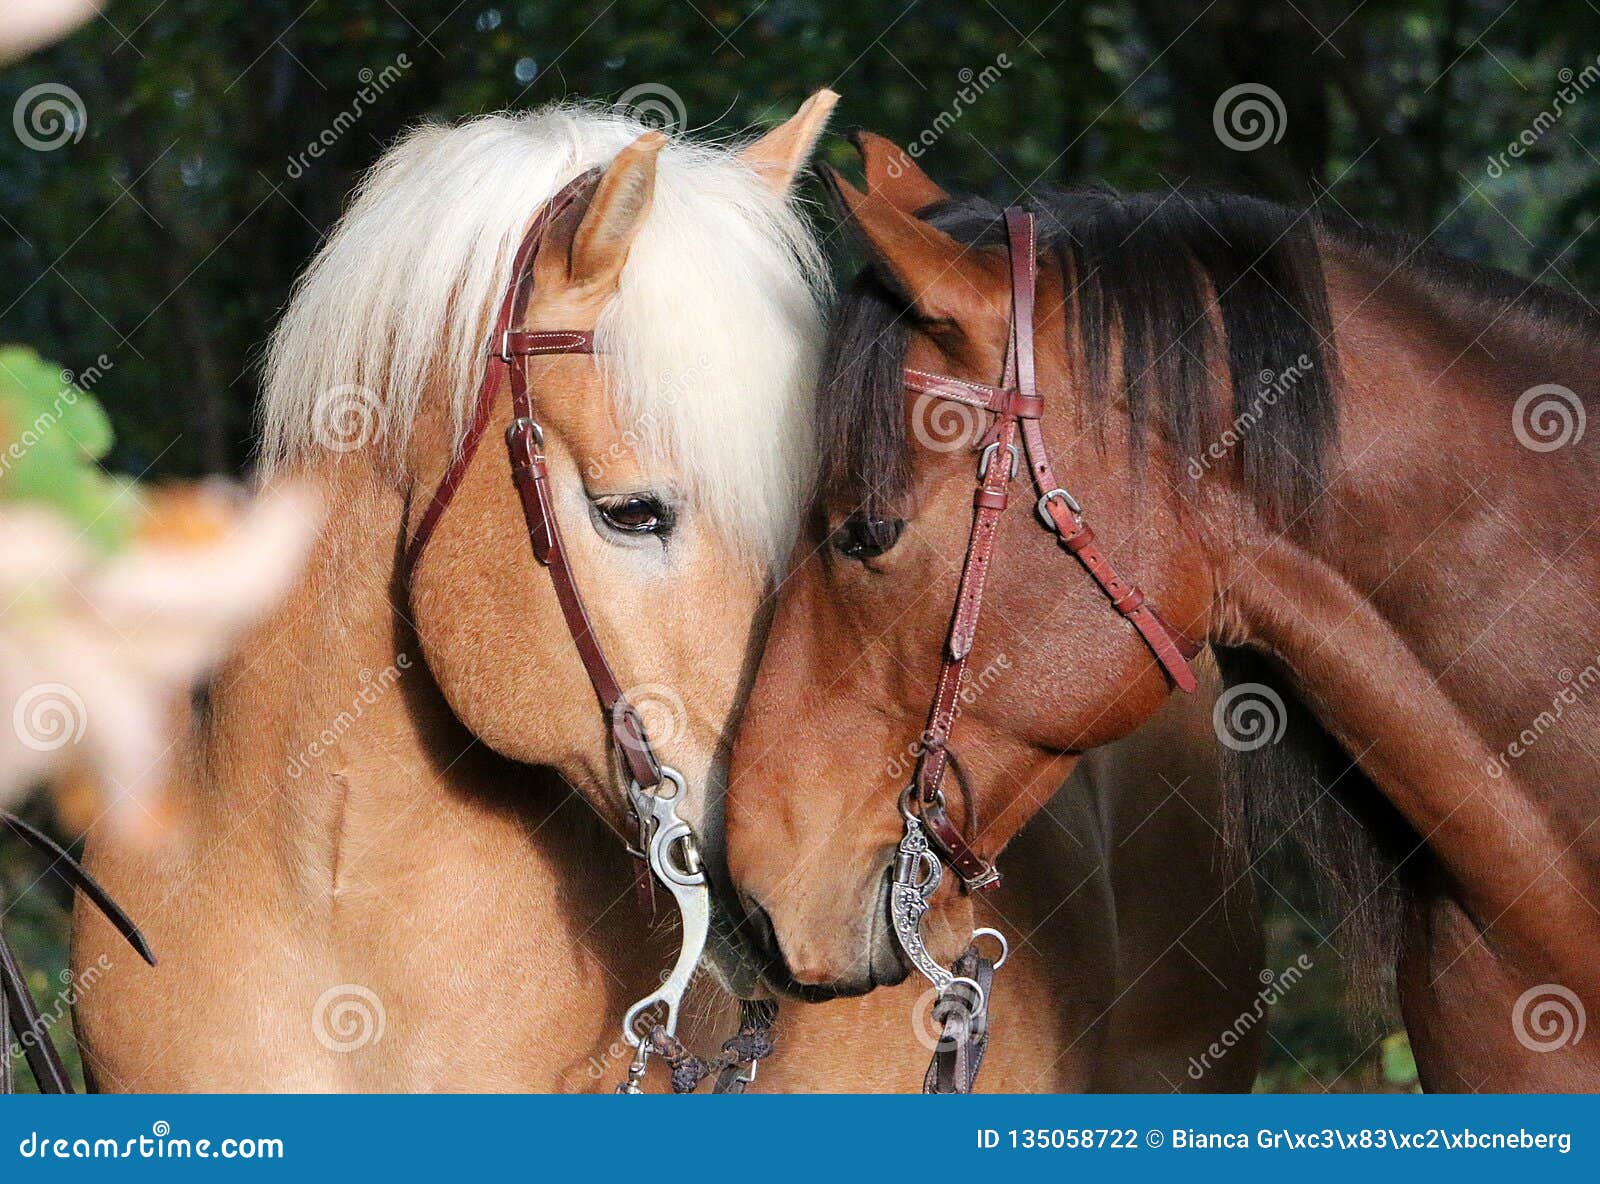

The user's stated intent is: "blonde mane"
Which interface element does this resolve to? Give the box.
[261,104,828,564]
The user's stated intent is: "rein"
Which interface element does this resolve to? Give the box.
[885,208,1200,1093]
[401,171,772,1095]
[1,811,155,1094]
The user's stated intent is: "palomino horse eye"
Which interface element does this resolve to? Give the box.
[595,494,675,536]
[832,513,905,560]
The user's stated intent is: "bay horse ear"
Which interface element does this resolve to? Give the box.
[540,131,666,294]
[739,88,839,194]
[851,130,948,214]
[823,165,999,320]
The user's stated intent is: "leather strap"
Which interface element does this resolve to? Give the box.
[1,810,157,1094]
[401,169,668,922]
[904,207,1201,890]
[922,944,994,1094]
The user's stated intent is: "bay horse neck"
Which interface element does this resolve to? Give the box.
[1208,234,1600,998]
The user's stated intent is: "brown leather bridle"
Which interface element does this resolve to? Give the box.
[402,168,669,812]
[399,171,778,1093]
[901,207,1201,891]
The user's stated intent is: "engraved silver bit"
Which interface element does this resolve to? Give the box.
[889,806,955,994]
[890,790,997,1018]
[615,767,709,1093]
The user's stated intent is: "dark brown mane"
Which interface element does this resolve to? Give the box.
[818,186,1593,1014]
[819,185,1340,523]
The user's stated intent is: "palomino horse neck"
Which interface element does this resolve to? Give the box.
[71,457,676,1090]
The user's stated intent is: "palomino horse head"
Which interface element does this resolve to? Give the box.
[726,134,1337,995]
[261,97,834,893]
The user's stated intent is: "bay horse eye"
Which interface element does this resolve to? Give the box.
[832,513,904,560]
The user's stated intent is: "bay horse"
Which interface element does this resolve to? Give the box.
[68,103,1256,1093]
[725,131,1600,1092]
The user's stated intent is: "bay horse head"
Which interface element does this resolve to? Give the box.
[726,132,1339,996]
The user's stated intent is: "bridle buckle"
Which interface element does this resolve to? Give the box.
[1035,487,1081,528]
[977,441,1020,481]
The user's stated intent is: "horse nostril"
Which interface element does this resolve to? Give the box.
[738,897,781,968]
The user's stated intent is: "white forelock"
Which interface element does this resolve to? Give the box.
[260,104,828,566]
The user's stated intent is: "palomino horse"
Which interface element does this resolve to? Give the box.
[71,103,1255,1093]
[725,132,1600,1092]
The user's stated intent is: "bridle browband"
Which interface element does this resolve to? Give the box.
[400,170,769,1094]
[900,207,1201,892]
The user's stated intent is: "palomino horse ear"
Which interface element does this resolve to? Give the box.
[851,130,948,214]
[545,131,666,294]
[822,165,997,320]
[739,89,839,194]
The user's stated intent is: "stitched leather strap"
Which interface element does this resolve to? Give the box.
[401,169,663,790]
[904,206,1201,890]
